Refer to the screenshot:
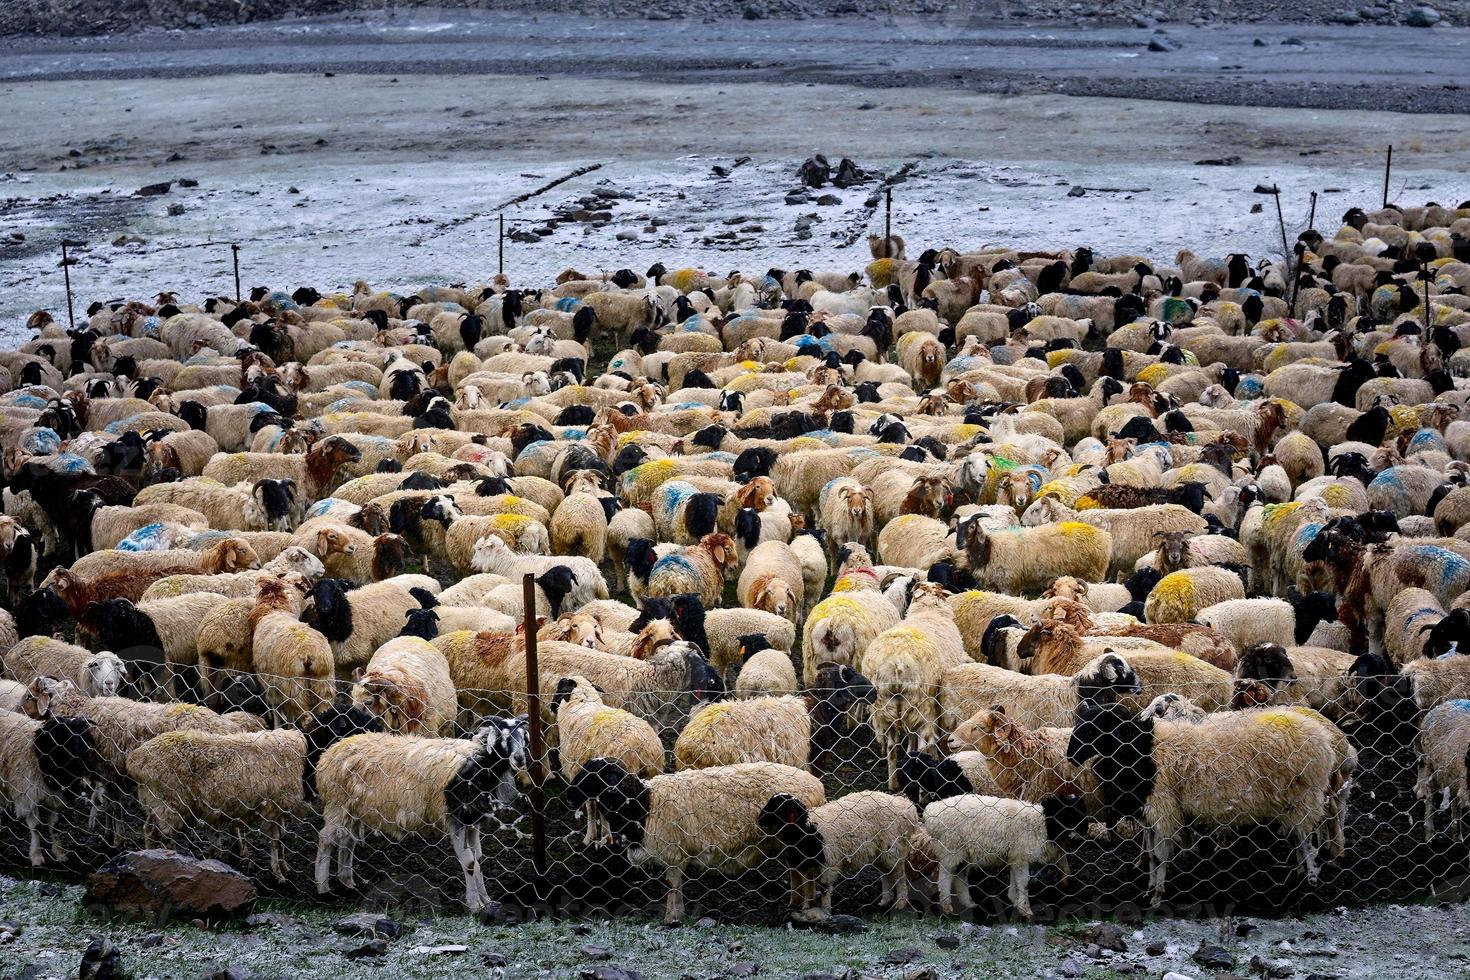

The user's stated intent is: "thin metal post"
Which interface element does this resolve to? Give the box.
[1425,262,1433,333]
[1308,191,1318,232]
[522,573,547,888]
[61,241,75,330]
[1271,188,1295,317]
[884,187,892,257]
[498,214,505,277]
[231,243,241,303]
[1383,145,1392,209]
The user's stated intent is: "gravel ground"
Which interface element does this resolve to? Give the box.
[4,876,1470,979]
[3,0,1468,37]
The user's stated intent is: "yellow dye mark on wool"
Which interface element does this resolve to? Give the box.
[616,431,649,447]
[1137,363,1171,387]
[491,514,527,529]
[1323,484,1353,507]
[1261,501,1302,528]
[1254,710,1303,730]
[671,269,700,292]
[867,259,898,287]
[1056,522,1097,538]
[1074,495,1102,511]
[818,595,865,613]
[1045,350,1074,369]
[887,626,929,644]
[953,424,983,440]
[1390,406,1419,429]
[1171,652,1196,666]
[1153,573,1196,603]
[739,360,761,371]
[587,708,630,734]
[682,702,735,738]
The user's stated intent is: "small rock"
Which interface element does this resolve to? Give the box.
[1253,37,1267,46]
[138,933,164,949]
[334,913,401,939]
[1329,9,1361,23]
[1405,5,1441,26]
[287,186,300,194]
[135,181,172,196]
[816,194,841,206]
[1146,940,1167,956]
[1194,155,1242,166]
[646,9,671,19]
[729,962,758,977]
[1162,973,1197,980]
[884,947,923,965]
[1250,954,1294,978]
[344,940,388,959]
[202,968,251,980]
[581,968,644,980]
[581,945,613,961]
[1236,921,1259,937]
[165,151,184,162]
[784,192,809,205]
[1282,36,1305,45]
[1078,923,1128,952]
[85,850,256,922]
[1192,941,1234,970]
[412,945,469,955]
[742,4,766,18]
[79,936,120,980]
[1147,37,1177,52]
[1059,958,1084,977]
[166,203,186,216]
[111,234,145,247]
[900,969,936,980]
[934,934,961,950]
[1131,13,1155,27]
[696,917,717,929]
[1067,185,1086,197]
[484,953,510,967]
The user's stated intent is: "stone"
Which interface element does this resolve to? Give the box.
[202,968,251,980]
[1195,155,1242,166]
[581,945,614,960]
[138,933,164,949]
[483,953,510,967]
[1059,958,1084,977]
[344,940,388,959]
[1192,941,1235,970]
[84,850,257,923]
[1236,922,1259,937]
[1131,13,1155,27]
[1067,185,1086,197]
[729,962,759,977]
[884,947,923,965]
[816,194,841,206]
[1329,10,1361,23]
[166,203,186,216]
[79,936,120,980]
[1147,37,1177,52]
[1162,973,1197,980]
[135,181,172,196]
[1078,923,1128,952]
[934,934,961,950]
[333,913,401,939]
[581,968,644,980]
[1406,6,1441,26]
[1146,940,1167,956]
[112,234,145,246]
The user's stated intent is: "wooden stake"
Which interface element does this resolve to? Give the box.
[61,241,75,330]
[522,573,547,890]
[231,243,241,303]
[1271,187,1296,317]
[1308,191,1318,232]
[1383,145,1393,209]
[498,214,505,277]
[884,187,892,257]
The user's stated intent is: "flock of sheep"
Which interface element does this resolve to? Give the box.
[2,200,1470,925]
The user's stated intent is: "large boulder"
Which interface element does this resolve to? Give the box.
[84,850,257,922]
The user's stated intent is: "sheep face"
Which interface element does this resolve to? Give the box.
[1074,652,1144,704]
[314,528,357,558]
[752,578,796,621]
[86,652,126,698]
[565,757,650,847]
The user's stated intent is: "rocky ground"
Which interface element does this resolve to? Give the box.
[4,875,1470,979]
[2,0,1467,36]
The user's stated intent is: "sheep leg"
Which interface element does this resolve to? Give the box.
[1010,862,1033,920]
[820,868,836,913]
[1424,780,1438,839]
[583,802,598,847]
[338,828,359,890]
[46,808,67,863]
[1453,794,1464,843]
[936,861,956,916]
[25,809,44,867]
[269,826,286,882]
[664,865,685,925]
[314,825,335,895]
[786,869,803,910]
[468,824,490,909]
[449,824,484,911]
[1054,852,1071,890]
[1148,833,1170,910]
[1298,829,1320,885]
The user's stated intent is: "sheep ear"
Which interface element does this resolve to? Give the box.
[989,704,1006,716]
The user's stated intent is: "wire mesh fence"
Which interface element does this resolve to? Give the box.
[2,644,1460,925]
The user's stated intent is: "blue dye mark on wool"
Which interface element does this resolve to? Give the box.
[555,297,581,312]
[342,381,378,396]
[12,394,50,409]
[242,402,274,416]
[21,429,61,454]
[52,453,93,474]
[306,498,344,519]
[1296,523,1324,549]
[1410,428,1446,453]
[653,554,698,578]
[658,483,697,511]
[325,398,363,414]
[560,428,587,440]
[1235,377,1264,399]
[139,316,161,337]
[1443,700,1470,713]
[504,397,530,409]
[104,416,142,435]
[116,524,167,551]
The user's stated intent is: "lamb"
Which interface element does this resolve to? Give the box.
[551,675,666,845]
[818,477,876,560]
[124,703,379,879]
[133,479,269,532]
[46,539,259,618]
[566,758,825,924]
[200,436,364,501]
[1232,643,1360,722]
[736,645,799,698]
[860,583,970,786]
[758,790,921,914]
[139,546,324,602]
[961,520,1112,595]
[949,707,1103,816]
[737,540,807,623]
[923,793,1088,919]
[249,574,336,727]
[1414,699,1470,840]
[550,470,610,564]
[315,718,530,910]
[876,514,956,570]
[3,637,125,698]
[1402,655,1470,712]
[1021,498,1206,579]
[469,534,609,616]
[0,712,98,866]
[1143,566,1245,624]
[1066,703,1336,909]
[351,636,458,737]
